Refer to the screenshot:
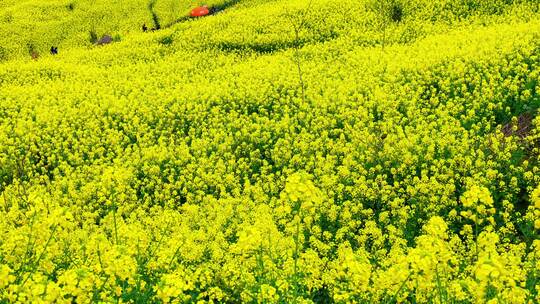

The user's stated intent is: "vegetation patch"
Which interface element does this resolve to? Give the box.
[0,0,539,303]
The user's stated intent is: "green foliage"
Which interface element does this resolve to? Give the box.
[67,2,75,11]
[89,28,98,44]
[158,35,173,45]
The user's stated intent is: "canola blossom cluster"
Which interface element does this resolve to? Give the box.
[0,0,540,302]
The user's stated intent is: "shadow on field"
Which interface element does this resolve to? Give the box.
[148,0,161,30]
[209,30,339,54]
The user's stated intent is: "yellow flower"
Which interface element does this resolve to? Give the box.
[257,284,278,303]
[0,265,15,289]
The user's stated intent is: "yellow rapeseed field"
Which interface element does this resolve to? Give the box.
[0,0,539,302]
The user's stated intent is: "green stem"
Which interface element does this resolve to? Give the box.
[292,215,300,302]
[112,191,119,245]
[474,218,479,262]
[168,243,182,268]
[20,224,58,287]
[435,264,444,303]
[393,271,412,303]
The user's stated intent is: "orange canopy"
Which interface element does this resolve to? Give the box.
[191,5,210,17]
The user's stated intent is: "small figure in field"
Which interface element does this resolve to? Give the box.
[209,7,220,14]
[97,35,113,45]
[50,46,58,55]
[142,24,148,32]
[31,51,39,60]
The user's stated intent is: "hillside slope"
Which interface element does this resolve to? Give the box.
[0,0,539,303]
